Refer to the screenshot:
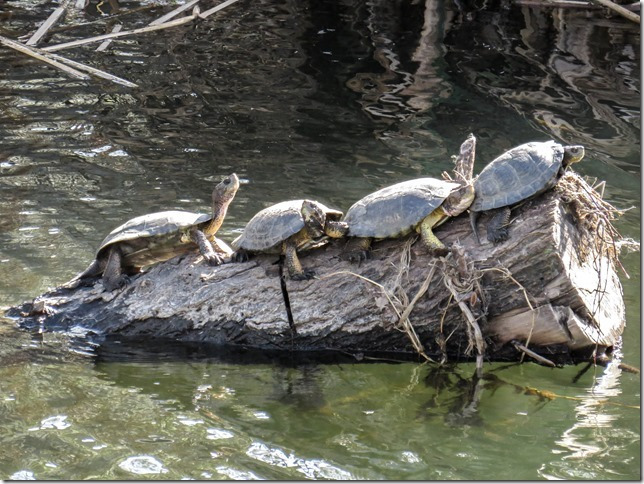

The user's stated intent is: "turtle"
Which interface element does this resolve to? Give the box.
[231,199,348,280]
[469,140,585,244]
[342,135,476,262]
[69,173,240,291]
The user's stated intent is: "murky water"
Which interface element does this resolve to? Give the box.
[0,0,640,479]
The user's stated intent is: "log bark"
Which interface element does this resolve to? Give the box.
[6,174,627,365]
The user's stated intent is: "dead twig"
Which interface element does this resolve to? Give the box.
[26,1,69,46]
[41,14,196,52]
[48,51,138,87]
[512,340,556,367]
[589,0,640,22]
[0,35,89,80]
[200,0,242,19]
[150,0,201,25]
[95,24,122,52]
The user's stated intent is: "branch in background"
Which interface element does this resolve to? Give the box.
[48,51,138,87]
[0,35,138,87]
[200,0,242,19]
[41,14,196,52]
[26,0,69,46]
[95,24,122,52]
[149,0,201,25]
[0,35,89,80]
[590,0,640,22]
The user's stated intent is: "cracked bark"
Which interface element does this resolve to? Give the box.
[6,184,627,364]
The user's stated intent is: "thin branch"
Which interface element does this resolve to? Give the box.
[95,24,123,52]
[0,35,89,80]
[48,52,138,87]
[41,14,196,52]
[26,5,68,46]
[589,0,640,22]
[199,0,242,19]
[512,340,556,367]
[150,0,201,25]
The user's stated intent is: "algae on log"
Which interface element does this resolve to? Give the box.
[7,174,628,365]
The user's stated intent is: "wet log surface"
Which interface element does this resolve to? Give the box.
[6,175,626,365]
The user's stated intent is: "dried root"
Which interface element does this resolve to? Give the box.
[556,171,638,277]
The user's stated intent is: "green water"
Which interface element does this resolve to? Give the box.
[0,0,640,479]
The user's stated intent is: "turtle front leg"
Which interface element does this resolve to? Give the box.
[102,246,130,291]
[283,238,315,280]
[486,207,511,244]
[417,208,449,256]
[192,229,224,266]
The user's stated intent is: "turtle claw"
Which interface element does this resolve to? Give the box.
[487,226,509,244]
[348,250,371,264]
[290,269,317,281]
[204,252,225,266]
[231,250,250,263]
[430,246,449,257]
[103,274,130,292]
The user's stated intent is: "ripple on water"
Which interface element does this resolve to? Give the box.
[246,441,354,480]
[31,415,71,430]
[9,470,36,480]
[118,455,168,475]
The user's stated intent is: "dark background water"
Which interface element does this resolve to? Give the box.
[0,0,640,479]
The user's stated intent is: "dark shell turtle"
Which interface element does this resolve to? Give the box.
[344,178,463,239]
[70,173,240,291]
[232,199,347,280]
[342,135,477,261]
[469,141,584,244]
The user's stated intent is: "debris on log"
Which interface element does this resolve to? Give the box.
[5,172,634,367]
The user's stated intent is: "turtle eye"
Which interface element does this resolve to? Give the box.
[223,178,230,185]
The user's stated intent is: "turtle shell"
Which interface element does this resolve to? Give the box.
[232,199,342,252]
[471,141,564,212]
[343,178,460,239]
[97,210,213,268]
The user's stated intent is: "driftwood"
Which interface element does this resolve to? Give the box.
[7,173,630,367]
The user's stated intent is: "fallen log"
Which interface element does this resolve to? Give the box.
[6,173,632,366]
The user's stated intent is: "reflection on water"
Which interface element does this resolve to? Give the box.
[0,0,640,479]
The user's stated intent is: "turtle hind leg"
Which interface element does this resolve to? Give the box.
[342,237,372,264]
[418,209,449,256]
[486,207,511,243]
[283,239,315,280]
[102,246,130,291]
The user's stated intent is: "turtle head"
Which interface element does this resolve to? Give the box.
[301,200,326,238]
[442,182,475,217]
[212,173,240,208]
[562,145,585,167]
[206,174,240,235]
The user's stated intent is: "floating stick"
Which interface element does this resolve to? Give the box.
[26,5,67,46]
[0,35,89,80]
[95,24,122,52]
[41,14,196,52]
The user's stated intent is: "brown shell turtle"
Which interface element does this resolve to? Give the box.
[70,173,239,291]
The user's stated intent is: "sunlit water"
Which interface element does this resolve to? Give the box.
[0,0,640,479]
